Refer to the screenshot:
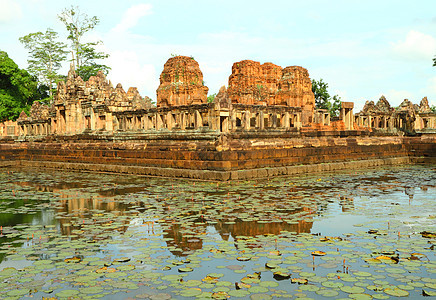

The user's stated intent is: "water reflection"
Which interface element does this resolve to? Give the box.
[215,219,312,240]
[1,165,435,258]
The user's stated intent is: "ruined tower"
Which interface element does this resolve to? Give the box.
[156,56,209,107]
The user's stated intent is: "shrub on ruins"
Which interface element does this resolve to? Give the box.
[207,93,216,103]
[19,28,68,100]
[312,78,342,117]
[0,51,49,121]
[58,6,110,81]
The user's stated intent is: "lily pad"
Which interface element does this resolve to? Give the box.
[340,286,365,294]
[178,267,194,272]
[384,287,409,297]
[55,289,80,298]
[180,288,203,297]
[228,289,250,297]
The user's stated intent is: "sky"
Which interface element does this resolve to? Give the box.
[1,0,435,111]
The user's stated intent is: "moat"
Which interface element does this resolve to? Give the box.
[0,165,435,299]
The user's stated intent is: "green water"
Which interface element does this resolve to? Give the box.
[0,165,434,299]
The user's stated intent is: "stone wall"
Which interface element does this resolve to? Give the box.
[1,134,434,181]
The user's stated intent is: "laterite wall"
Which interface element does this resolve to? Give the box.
[0,132,434,180]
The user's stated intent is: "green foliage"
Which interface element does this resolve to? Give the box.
[330,95,342,117]
[19,28,68,99]
[0,51,48,121]
[58,6,110,81]
[312,79,342,117]
[207,93,216,103]
[312,79,330,109]
[75,42,110,80]
[430,105,436,113]
[433,56,436,67]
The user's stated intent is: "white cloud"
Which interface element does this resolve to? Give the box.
[383,89,415,107]
[112,4,152,33]
[0,0,22,23]
[392,30,436,61]
[420,76,436,106]
[106,50,158,98]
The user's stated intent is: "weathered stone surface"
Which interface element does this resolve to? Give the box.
[226,60,315,124]
[275,66,314,108]
[375,95,393,113]
[360,100,377,114]
[156,56,209,107]
[227,60,281,105]
[227,60,315,110]
[419,97,431,113]
[20,65,153,135]
[17,111,28,122]
[214,86,231,109]
[1,54,434,148]
[1,134,433,181]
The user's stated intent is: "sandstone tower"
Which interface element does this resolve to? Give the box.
[226,60,315,123]
[156,56,209,107]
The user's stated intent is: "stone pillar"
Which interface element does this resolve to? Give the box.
[180,112,186,130]
[259,111,265,130]
[222,117,229,133]
[156,114,163,130]
[243,111,250,130]
[212,111,219,131]
[284,112,290,129]
[295,112,302,129]
[195,110,202,129]
[341,102,354,130]
[230,111,236,131]
[147,115,153,130]
[166,112,173,130]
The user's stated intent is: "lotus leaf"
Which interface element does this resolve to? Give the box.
[384,287,409,297]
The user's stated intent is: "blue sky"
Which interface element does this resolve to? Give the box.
[1,0,435,110]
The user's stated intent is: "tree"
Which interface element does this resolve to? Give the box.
[433,56,436,67]
[330,95,342,117]
[19,28,68,99]
[0,51,48,121]
[58,6,110,81]
[312,79,342,117]
[207,93,216,103]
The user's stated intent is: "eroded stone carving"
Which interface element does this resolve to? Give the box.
[226,60,315,124]
[156,56,209,107]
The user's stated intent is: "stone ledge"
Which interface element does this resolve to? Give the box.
[0,161,19,168]
[229,157,412,180]
[4,156,415,181]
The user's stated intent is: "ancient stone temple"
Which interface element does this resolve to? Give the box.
[355,96,396,129]
[227,60,315,124]
[227,60,282,105]
[416,97,436,129]
[1,56,435,181]
[16,65,152,135]
[355,96,436,133]
[2,57,433,139]
[156,56,209,107]
[275,66,316,124]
